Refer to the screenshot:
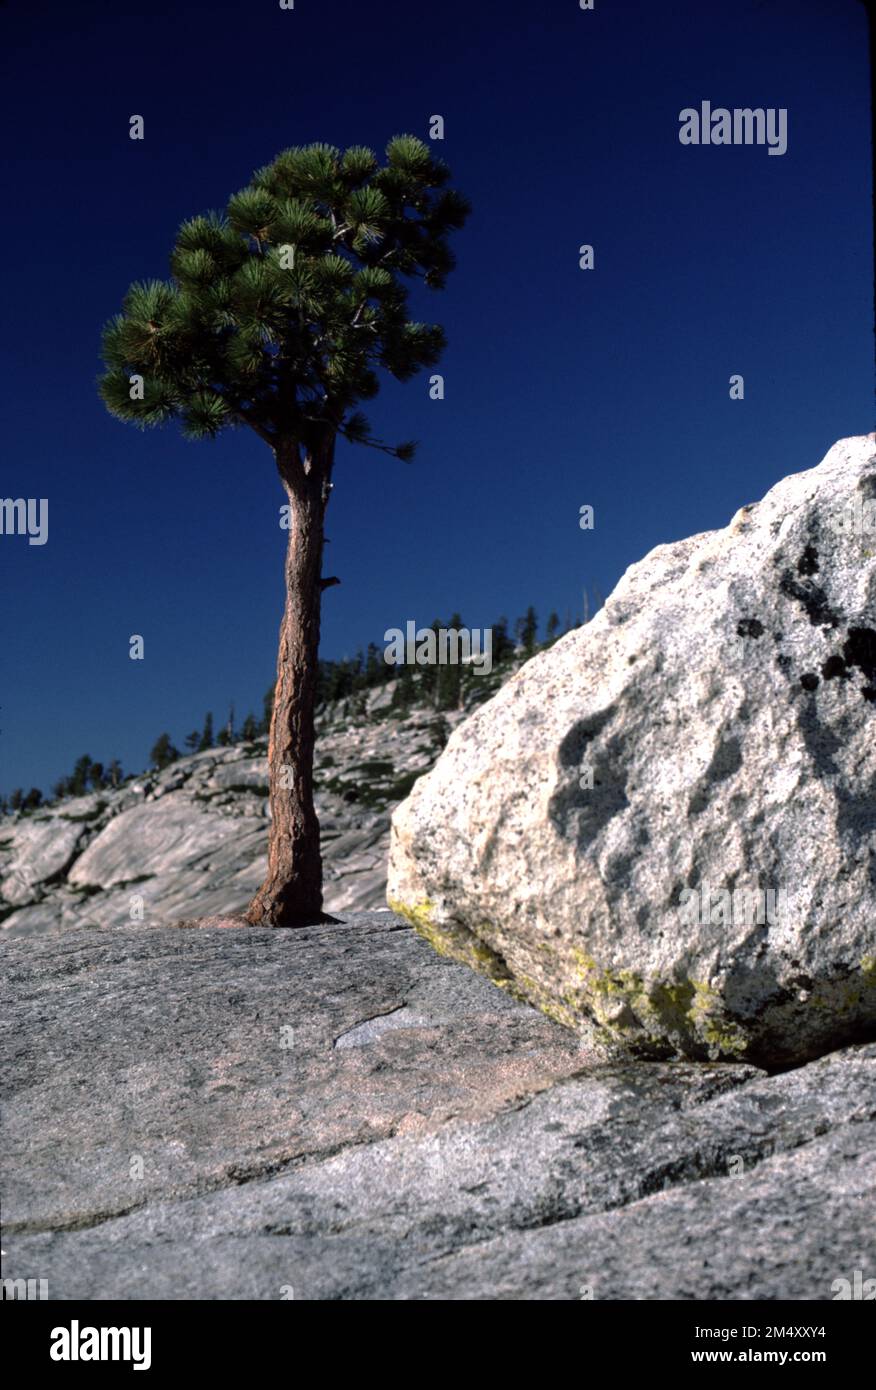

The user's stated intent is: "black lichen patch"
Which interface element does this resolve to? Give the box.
[800,672,820,692]
[821,655,849,682]
[778,568,840,628]
[845,627,876,702]
[797,545,819,577]
[737,618,765,638]
[821,627,876,702]
[845,627,876,683]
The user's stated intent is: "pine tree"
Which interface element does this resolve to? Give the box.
[99,136,468,925]
[546,611,560,642]
[70,756,93,797]
[9,789,23,812]
[198,713,214,752]
[261,686,274,737]
[241,712,259,741]
[417,619,443,704]
[334,659,355,701]
[522,606,538,655]
[492,616,515,665]
[315,660,334,706]
[391,664,416,711]
[184,730,201,753]
[351,648,366,692]
[323,662,342,703]
[107,759,124,788]
[23,788,43,810]
[435,660,461,711]
[150,733,180,770]
[365,642,382,687]
[435,611,463,709]
[89,762,105,790]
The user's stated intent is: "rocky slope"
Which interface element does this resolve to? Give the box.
[0,690,466,934]
[3,440,875,1302]
[2,915,873,1299]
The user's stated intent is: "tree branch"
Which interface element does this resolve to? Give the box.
[336,426,414,459]
[246,418,276,445]
[230,405,275,446]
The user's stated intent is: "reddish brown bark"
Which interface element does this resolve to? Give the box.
[245,437,334,926]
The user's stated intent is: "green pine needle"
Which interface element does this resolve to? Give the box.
[98,136,468,450]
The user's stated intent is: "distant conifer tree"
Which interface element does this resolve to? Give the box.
[260,687,274,738]
[351,649,367,692]
[519,606,538,655]
[391,665,416,711]
[150,733,180,770]
[365,642,382,687]
[492,616,514,664]
[198,713,214,751]
[70,756,93,797]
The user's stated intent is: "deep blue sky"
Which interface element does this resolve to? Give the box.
[1,0,872,797]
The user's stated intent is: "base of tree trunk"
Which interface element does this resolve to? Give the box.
[243,889,324,928]
[169,913,338,929]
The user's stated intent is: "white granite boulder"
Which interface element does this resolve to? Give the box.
[388,435,876,1065]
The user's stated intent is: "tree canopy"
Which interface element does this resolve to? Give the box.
[98,136,470,459]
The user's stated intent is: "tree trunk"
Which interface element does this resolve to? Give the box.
[246,438,334,925]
